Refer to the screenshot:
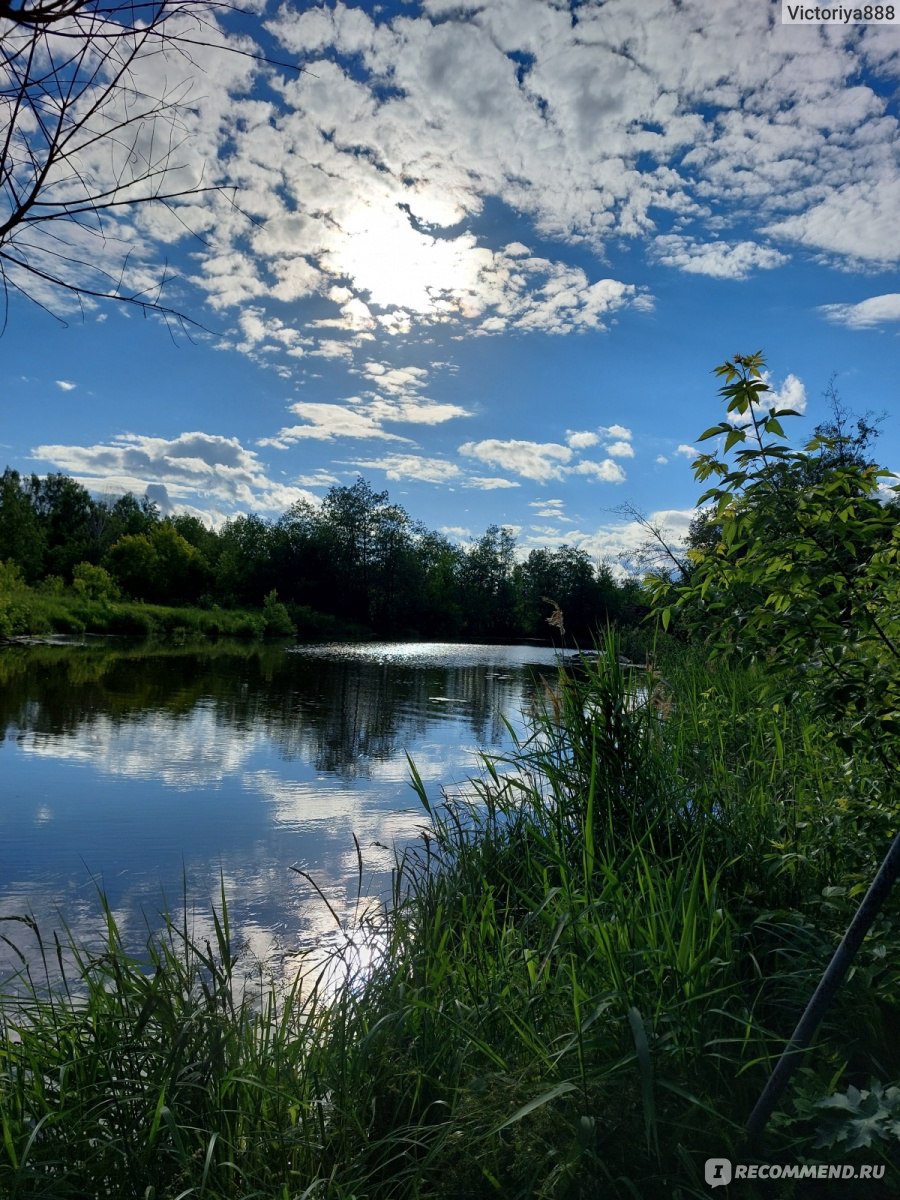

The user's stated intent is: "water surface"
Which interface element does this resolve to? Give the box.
[1,639,560,978]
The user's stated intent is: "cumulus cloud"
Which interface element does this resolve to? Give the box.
[355,362,431,395]
[819,294,900,329]
[566,431,600,449]
[463,476,520,490]
[459,438,573,483]
[348,454,463,484]
[31,431,318,515]
[654,236,789,279]
[18,0,899,349]
[605,440,635,459]
[176,0,895,369]
[260,403,412,447]
[294,469,342,487]
[570,459,626,483]
[459,438,628,484]
[768,372,807,414]
[675,444,698,458]
[530,498,567,518]
[261,381,472,448]
[518,507,697,570]
[55,380,77,392]
[725,371,808,426]
[765,180,900,267]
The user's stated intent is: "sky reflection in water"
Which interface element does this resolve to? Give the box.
[0,640,561,981]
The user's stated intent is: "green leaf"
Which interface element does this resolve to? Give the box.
[492,1080,578,1132]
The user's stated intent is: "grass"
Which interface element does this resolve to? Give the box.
[1,637,899,1197]
[0,568,364,643]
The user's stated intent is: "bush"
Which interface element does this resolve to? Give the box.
[72,561,120,602]
[262,589,295,637]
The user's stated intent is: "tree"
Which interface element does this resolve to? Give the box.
[212,513,273,606]
[653,353,899,749]
[617,500,691,583]
[320,478,391,626]
[461,524,517,640]
[0,0,254,322]
[104,519,208,602]
[647,353,900,1143]
[72,558,118,600]
[0,467,44,578]
[27,470,97,576]
[412,527,464,637]
[517,545,608,643]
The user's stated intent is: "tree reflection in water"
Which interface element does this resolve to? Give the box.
[0,639,561,984]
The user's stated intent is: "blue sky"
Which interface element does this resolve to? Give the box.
[3,0,899,566]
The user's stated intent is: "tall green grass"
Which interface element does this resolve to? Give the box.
[2,636,898,1198]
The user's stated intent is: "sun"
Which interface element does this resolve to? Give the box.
[328,201,490,317]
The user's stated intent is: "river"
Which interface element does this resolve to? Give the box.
[0,638,563,982]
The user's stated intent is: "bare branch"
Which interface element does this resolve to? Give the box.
[0,0,302,324]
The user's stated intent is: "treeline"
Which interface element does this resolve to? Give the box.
[0,470,646,640]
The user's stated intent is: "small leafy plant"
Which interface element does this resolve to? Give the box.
[814,1080,900,1151]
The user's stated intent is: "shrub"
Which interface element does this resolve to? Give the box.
[262,589,295,637]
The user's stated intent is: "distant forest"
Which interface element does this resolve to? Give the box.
[0,470,648,641]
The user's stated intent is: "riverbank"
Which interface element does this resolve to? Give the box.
[1,639,898,1197]
[0,567,364,642]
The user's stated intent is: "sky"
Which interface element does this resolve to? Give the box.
[3,0,899,567]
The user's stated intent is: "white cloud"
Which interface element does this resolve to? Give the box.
[519,507,697,570]
[766,179,900,266]
[31,431,318,515]
[725,371,808,425]
[16,0,900,347]
[356,362,430,395]
[294,470,341,487]
[261,382,471,449]
[55,380,77,392]
[530,498,567,518]
[459,438,573,483]
[819,294,900,329]
[260,403,412,447]
[605,440,635,459]
[768,372,807,415]
[566,431,600,449]
[348,454,462,484]
[463,476,520,490]
[364,397,473,425]
[676,444,697,458]
[603,425,632,441]
[654,236,789,279]
[570,459,626,483]
[656,454,669,465]
[459,434,633,485]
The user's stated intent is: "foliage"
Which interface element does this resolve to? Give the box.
[261,589,295,638]
[0,467,649,641]
[813,1081,900,1151]
[71,561,119,603]
[647,352,900,762]
[104,522,210,604]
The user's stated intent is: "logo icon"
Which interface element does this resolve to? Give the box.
[705,1158,732,1188]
